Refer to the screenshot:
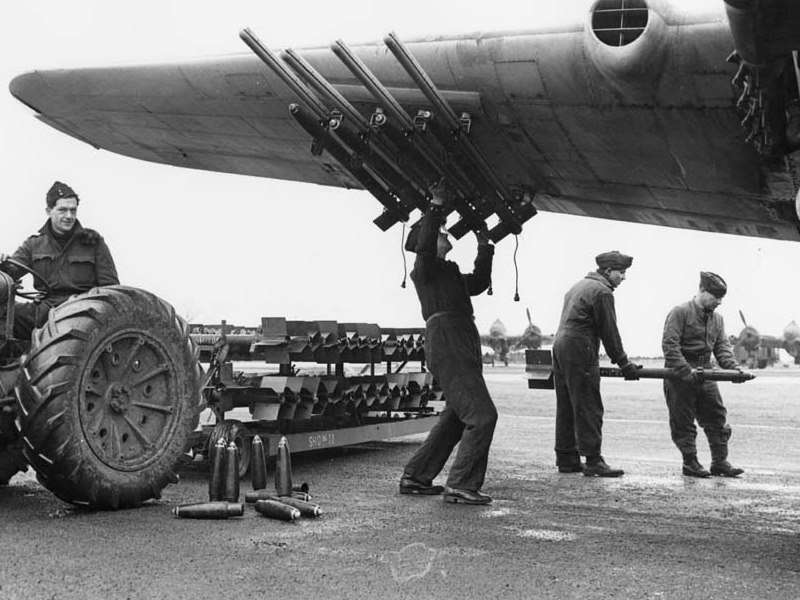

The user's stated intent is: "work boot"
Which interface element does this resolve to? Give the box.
[583,456,624,478]
[558,463,585,474]
[681,454,711,478]
[709,438,743,477]
[710,460,744,478]
[399,476,445,495]
[443,486,492,505]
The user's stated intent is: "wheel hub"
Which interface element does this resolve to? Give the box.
[79,329,178,471]
[106,384,130,414]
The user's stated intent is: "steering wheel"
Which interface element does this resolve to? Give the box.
[1,257,51,301]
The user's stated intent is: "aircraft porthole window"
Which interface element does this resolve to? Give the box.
[591,0,649,47]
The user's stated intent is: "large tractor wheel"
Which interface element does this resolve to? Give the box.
[15,286,203,509]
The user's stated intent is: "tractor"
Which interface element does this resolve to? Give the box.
[0,258,202,509]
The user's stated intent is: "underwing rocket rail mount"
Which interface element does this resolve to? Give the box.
[240,28,537,242]
[188,317,443,476]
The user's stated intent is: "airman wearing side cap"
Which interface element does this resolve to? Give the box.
[0,181,119,341]
[552,251,640,477]
[662,271,745,478]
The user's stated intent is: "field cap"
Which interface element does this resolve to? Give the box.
[46,181,79,207]
[595,251,633,270]
[700,271,727,298]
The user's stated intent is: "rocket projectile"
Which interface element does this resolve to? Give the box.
[208,438,226,501]
[266,495,322,517]
[275,436,293,497]
[254,499,301,521]
[223,441,240,502]
[292,482,310,494]
[251,435,267,491]
[172,501,245,519]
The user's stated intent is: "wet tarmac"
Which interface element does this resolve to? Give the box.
[2,366,799,599]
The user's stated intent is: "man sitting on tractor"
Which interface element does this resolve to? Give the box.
[0,181,119,342]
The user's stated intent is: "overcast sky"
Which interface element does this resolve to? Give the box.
[1,0,798,358]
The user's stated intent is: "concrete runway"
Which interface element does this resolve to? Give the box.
[2,365,800,599]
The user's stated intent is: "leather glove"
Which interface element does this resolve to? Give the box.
[620,362,642,381]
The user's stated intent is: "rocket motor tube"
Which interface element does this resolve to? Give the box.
[254,499,301,521]
[598,366,755,383]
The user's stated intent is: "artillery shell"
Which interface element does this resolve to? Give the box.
[291,491,312,501]
[254,499,300,521]
[275,436,293,497]
[292,482,309,494]
[267,496,322,517]
[245,489,276,503]
[251,435,267,491]
[223,441,240,502]
[172,501,244,519]
[208,438,226,501]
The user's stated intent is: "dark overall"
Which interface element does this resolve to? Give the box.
[0,220,119,340]
[662,301,737,461]
[402,205,497,492]
[552,272,629,466]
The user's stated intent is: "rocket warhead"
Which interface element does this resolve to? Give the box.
[275,435,293,497]
[224,441,240,502]
[291,491,312,501]
[208,438,227,501]
[267,495,322,517]
[172,501,245,519]
[254,499,301,521]
[251,435,267,491]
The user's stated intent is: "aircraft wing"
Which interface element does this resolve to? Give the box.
[9,0,800,240]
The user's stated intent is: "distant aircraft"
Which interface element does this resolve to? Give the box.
[8,1,800,245]
[482,309,553,365]
[733,311,800,368]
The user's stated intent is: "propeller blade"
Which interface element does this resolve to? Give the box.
[526,308,532,325]
[739,310,748,327]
